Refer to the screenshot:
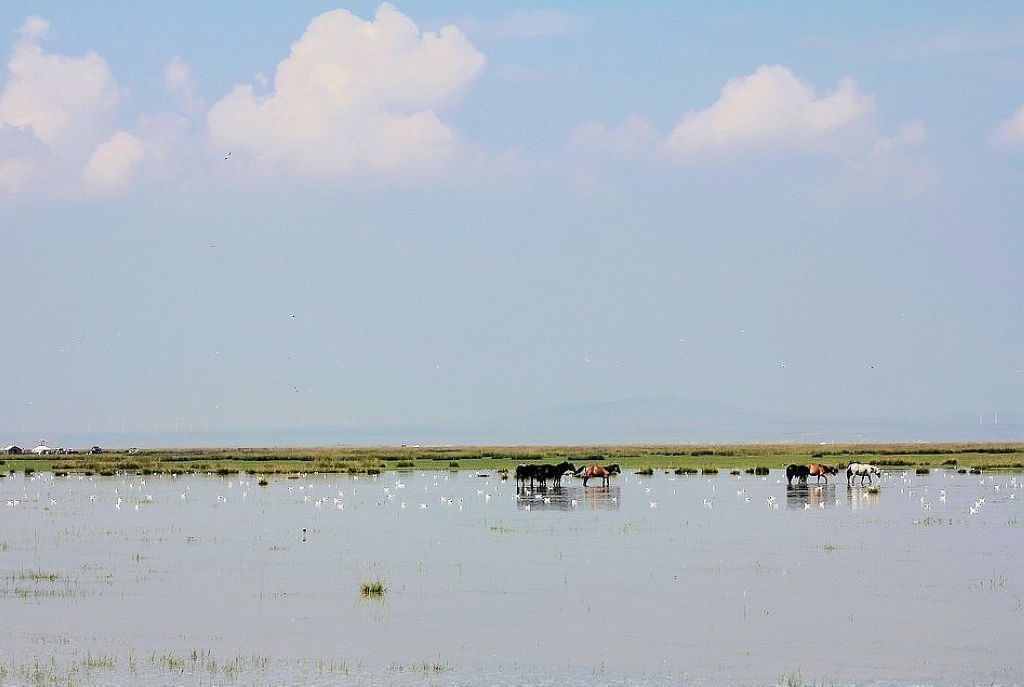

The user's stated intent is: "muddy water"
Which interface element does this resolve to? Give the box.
[1,468,1021,685]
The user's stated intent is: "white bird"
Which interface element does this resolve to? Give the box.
[649,501,658,508]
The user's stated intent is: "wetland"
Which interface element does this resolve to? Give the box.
[0,459,1022,685]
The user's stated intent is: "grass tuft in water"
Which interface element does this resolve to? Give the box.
[360,579,387,598]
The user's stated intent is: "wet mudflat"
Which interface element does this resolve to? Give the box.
[1,468,1022,686]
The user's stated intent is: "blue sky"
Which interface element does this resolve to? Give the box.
[1,2,1022,445]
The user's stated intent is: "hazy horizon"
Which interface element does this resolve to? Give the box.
[2,3,1021,446]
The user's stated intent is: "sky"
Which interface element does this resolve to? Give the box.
[1,2,1022,446]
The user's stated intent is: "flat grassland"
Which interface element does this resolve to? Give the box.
[2,442,1023,477]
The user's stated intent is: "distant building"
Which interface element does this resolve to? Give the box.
[31,441,52,455]
[4,445,21,455]
[90,446,103,454]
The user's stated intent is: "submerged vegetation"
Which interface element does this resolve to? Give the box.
[3,442,1022,477]
[360,579,387,598]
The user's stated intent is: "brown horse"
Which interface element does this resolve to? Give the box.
[807,463,838,484]
[576,463,621,487]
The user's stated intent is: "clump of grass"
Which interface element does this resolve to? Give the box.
[915,467,930,475]
[822,542,839,553]
[754,466,770,475]
[702,467,719,475]
[396,460,415,468]
[9,569,61,582]
[969,468,982,474]
[360,579,386,598]
[448,461,460,468]
[257,478,269,487]
[636,467,654,476]
[24,467,35,475]
[674,467,698,475]
[729,469,741,475]
[867,485,880,494]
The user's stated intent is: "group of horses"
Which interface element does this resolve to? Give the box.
[786,462,883,486]
[515,459,882,491]
[515,462,622,489]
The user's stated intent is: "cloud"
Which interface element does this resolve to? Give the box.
[206,3,485,178]
[164,55,202,112]
[992,105,1024,146]
[569,115,657,157]
[82,131,145,192]
[460,10,580,41]
[666,65,876,156]
[0,17,120,149]
[853,119,937,197]
[0,15,147,196]
[570,65,932,196]
[19,15,50,41]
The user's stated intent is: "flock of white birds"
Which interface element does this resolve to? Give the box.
[2,468,1021,523]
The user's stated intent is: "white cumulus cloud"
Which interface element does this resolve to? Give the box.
[82,131,145,192]
[666,65,876,156]
[0,15,147,196]
[992,105,1024,146]
[206,3,486,177]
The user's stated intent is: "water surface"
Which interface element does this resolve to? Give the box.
[1,468,1021,685]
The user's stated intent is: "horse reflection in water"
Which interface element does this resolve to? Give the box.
[786,483,837,509]
[847,484,881,511]
[516,485,620,511]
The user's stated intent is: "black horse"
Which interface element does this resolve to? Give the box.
[515,464,542,489]
[536,461,577,488]
[786,463,810,486]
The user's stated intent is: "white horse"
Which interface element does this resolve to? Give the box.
[847,462,882,486]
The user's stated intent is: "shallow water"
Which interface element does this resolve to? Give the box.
[1,468,1022,686]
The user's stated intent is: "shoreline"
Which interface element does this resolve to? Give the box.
[3,441,1022,476]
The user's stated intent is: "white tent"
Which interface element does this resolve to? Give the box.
[31,441,52,455]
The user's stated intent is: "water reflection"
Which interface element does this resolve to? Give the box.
[515,485,620,511]
[786,484,836,509]
[847,484,881,510]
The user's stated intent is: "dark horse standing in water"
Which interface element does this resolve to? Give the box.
[786,464,811,486]
[526,461,577,489]
[576,463,621,487]
[515,464,542,489]
[787,463,838,485]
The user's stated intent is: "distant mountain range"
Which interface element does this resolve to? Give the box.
[10,397,1022,448]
